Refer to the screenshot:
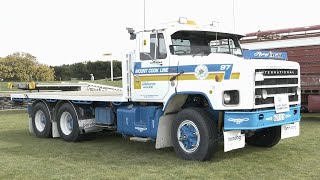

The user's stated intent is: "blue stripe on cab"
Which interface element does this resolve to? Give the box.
[133,62,233,80]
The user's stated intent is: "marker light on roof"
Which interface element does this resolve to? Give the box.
[179,17,188,24]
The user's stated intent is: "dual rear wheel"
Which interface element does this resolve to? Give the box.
[31,102,52,138]
[32,102,82,142]
[56,103,82,142]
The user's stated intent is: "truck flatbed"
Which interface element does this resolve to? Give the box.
[11,91,126,102]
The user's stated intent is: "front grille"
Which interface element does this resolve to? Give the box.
[255,87,297,95]
[255,95,299,105]
[255,69,299,106]
[255,78,298,86]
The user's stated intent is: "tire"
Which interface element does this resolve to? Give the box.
[171,108,218,161]
[56,103,82,142]
[246,126,281,147]
[31,102,52,138]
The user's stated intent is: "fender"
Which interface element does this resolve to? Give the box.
[156,92,214,149]
[163,91,214,113]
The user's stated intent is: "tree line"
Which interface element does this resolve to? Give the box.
[53,60,122,81]
[0,52,122,82]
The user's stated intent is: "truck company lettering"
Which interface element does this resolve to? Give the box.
[142,82,156,89]
[284,125,297,131]
[254,51,283,59]
[263,70,295,75]
[135,127,147,132]
[135,68,169,74]
[228,135,242,142]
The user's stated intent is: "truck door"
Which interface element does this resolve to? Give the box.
[131,32,170,101]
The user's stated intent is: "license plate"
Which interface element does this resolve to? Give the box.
[274,114,285,121]
[274,94,289,113]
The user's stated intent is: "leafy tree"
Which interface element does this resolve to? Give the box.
[0,52,55,81]
[35,64,55,81]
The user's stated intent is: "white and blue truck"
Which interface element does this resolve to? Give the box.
[11,18,301,161]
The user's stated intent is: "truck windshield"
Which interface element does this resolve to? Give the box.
[170,31,243,57]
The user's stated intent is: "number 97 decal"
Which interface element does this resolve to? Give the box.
[220,65,231,70]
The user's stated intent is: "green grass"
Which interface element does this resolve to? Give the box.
[0,111,319,179]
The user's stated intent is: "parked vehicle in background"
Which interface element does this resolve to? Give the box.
[241,25,320,112]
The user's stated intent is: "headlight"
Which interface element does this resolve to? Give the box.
[223,90,239,105]
[262,89,268,99]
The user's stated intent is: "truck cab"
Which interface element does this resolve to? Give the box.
[126,18,300,158]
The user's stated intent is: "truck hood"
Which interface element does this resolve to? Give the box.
[176,53,300,69]
[173,53,300,110]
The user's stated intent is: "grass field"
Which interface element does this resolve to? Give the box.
[0,110,319,179]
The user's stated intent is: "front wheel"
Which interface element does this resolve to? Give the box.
[246,126,281,147]
[172,108,218,161]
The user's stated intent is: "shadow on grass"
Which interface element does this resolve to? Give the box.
[0,127,276,165]
[0,128,178,164]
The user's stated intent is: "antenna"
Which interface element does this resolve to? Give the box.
[233,0,236,32]
[144,0,146,30]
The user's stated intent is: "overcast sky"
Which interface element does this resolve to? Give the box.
[1,0,319,66]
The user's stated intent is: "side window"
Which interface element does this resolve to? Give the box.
[158,34,167,59]
[140,33,167,60]
[210,39,235,53]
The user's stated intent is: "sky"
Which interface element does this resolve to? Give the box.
[0,0,319,66]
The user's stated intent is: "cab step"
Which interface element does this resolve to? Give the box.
[129,137,151,142]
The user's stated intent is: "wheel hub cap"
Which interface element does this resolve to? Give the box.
[35,110,46,132]
[177,120,200,153]
[60,112,73,135]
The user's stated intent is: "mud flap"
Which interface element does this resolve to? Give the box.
[223,130,245,152]
[52,121,60,138]
[281,122,300,139]
[28,117,34,133]
[155,114,176,149]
